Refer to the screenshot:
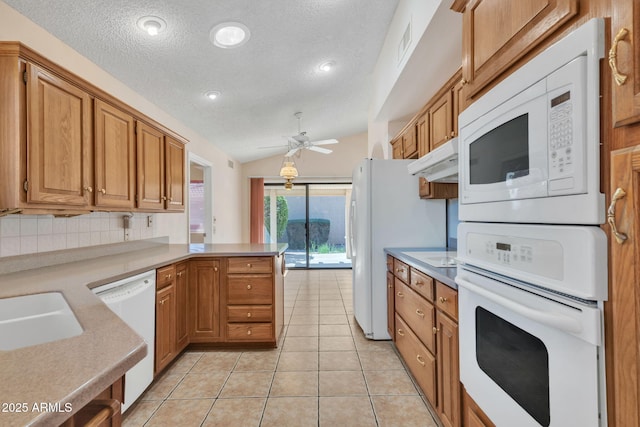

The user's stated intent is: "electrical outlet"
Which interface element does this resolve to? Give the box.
[147,215,153,227]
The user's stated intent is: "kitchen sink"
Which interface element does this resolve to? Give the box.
[402,251,458,268]
[0,292,83,351]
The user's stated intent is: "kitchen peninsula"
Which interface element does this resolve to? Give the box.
[0,241,286,426]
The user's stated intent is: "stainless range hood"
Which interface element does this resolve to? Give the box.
[407,137,458,182]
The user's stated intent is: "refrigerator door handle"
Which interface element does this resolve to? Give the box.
[349,199,356,259]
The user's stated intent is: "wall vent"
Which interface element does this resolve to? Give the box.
[227,160,234,169]
[397,18,412,64]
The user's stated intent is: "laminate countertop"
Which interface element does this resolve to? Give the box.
[0,242,287,427]
[384,247,457,289]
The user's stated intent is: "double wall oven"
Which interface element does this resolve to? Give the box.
[455,19,608,427]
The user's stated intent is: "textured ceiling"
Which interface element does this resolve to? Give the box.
[4,0,399,163]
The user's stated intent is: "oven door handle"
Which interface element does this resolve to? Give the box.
[456,277,583,335]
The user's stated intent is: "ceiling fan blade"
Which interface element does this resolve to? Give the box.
[308,146,332,154]
[286,147,301,157]
[310,139,339,146]
[259,144,288,149]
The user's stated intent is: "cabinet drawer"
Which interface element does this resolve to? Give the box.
[156,265,176,289]
[395,314,437,406]
[436,281,458,320]
[227,305,273,322]
[226,323,273,341]
[395,279,436,354]
[410,268,434,301]
[386,255,394,273]
[228,257,272,273]
[393,259,410,283]
[227,275,273,304]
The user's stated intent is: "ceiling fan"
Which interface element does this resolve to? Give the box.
[263,112,339,157]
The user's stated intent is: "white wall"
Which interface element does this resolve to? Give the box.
[240,131,368,242]
[0,1,244,255]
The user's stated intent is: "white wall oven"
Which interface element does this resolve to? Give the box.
[455,18,608,427]
[458,18,604,225]
[456,222,607,427]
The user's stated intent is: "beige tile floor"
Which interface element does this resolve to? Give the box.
[123,269,439,427]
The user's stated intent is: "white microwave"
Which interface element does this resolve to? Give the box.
[458,18,605,225]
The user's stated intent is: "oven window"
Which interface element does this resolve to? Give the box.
[476,307,550,426]
[469,114,529,184]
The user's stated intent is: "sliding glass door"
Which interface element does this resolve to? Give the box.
[264,183,352,269]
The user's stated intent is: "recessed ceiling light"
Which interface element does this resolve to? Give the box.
[137,16,167,36]
[319,61,336,72]
[210,22,251,48]
[205,91,221,100]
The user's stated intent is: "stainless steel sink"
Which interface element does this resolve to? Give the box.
[0,292,83,350]
[402,251,458,268]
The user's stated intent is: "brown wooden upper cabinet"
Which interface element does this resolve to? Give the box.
[429,90,454,151]
[610,0,640,127]
[26,62,92,207]
[456,0,578,102]
[417,113,429,157]
[94,100,136,209]
[402,126,418,159]
[391,137,404,159]
[136,122,185,211]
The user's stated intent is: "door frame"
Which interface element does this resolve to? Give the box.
[188,152,213,244]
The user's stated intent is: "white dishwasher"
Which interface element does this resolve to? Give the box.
[93,270,155,413]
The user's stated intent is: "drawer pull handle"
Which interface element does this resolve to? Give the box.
[247,329,252,335]
[397,328,405,336]
[439,297,448,304]
[415,281,424,286]
[247,284,252,290]
[247,312,252,318]
[609,28,629,86]
[395,268,404,273]
[416,309,424,317]
[396,292,404,298]
[608,187,628,244]
[416,354,426,366]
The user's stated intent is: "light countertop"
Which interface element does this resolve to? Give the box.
[0,242,287,427]
[384,247,457,289]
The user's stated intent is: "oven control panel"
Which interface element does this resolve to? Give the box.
[466,232,564,281]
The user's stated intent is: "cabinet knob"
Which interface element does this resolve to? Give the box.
[247,329,252,336]
[387,284,392,289]
[416,354,426,366]
[177,271,183,277]
[397,328,405,337]
[415,309,424,318]
[162,196,167,201]
[247,284,252,290]
[396,292,404,298]
[247,312,252,318]
[460,78,468,86]
[214,267,218,272]
[166,274,172,280]
[247,263,252,268]
[439,297,448,304]
[433,327,439,334]
[168,197,173,202]
[84,186,93,193]
[100,188,106,194]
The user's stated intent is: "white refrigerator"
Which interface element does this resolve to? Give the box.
[350,158,446,340]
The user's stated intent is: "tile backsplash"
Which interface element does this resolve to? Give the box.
[0,212,158,258]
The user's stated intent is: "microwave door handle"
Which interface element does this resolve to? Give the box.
[456,276,582,335]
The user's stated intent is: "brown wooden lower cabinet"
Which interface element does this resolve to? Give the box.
[437,310,460,427]
[189,259,222,342]
[154,282,176,374]
[462,387,495,427]
[61,377,124,427]
[175,261,188,352]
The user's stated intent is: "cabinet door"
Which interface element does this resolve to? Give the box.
[437,311,460,427]
[136,121,165,210]
[452,77,465,137]
[463,388,496,427]
[430,91,453,151]
[417,113,429,157]
[165,136,185,211]
[189,259,221,341]
[94,100,135,208]
[391,138,403,159]
[608,146,640,427]
[155,284,176,374]
[419,177,458,200]
[611,0,640,127]
[175,262,189,352]
[460,0,578,100]
[402,126,418,159]
[387,271,395,340]
[26,63,92,206]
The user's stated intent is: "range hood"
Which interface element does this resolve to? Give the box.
[407,138,458,182]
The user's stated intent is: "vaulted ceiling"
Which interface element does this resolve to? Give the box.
[4,0,399,162]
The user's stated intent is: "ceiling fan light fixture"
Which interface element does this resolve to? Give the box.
[284,179,294,191]
[137,16,166,36]
[279,160,299,180]
[210,22,250,48]
[205,90,221,100]
[318,61,335,72]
